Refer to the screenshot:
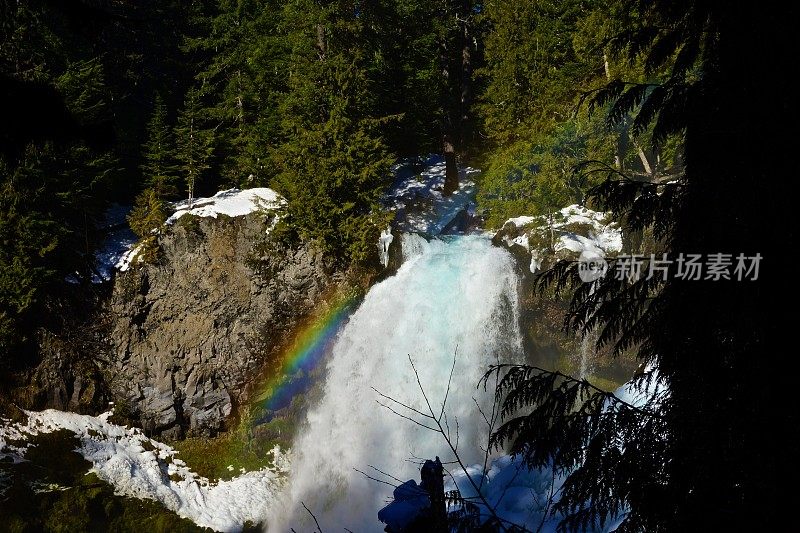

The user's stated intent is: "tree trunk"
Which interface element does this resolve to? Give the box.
[188,117,195,209]
[459,0,472,146]
[440,34,459,197]
[443,135,458,196]
[316,23,326,60]
[442,1,474,197]
[635,141,653,176]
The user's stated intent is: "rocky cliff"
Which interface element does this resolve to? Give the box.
[107,212,339,439]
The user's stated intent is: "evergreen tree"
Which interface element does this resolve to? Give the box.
[130,92,175,262]
[434,0,482,195]
[174,87,214,207]
[0,139,114,366]
[1,0,116,366]
[478,114,614,226]
[357,0,483,194]
[141,93,177,198]
[187,0,284,186]
[358,0,444,158]
[126,188,166,264]
[271,0,394,263]
[478,0,602,146]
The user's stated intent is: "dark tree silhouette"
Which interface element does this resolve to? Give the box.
[490,1,796,531]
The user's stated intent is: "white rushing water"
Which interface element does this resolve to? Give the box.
[268,234,522,531]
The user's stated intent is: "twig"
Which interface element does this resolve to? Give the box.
[301,501,323,533]
[368,464,407,484]
[354,468,403,489]
[375,400,439,431]
[535,468,559,533]
[373,351,535,532]
[473,396,491,428]
[440,345,458,421]
[372,387,433,419]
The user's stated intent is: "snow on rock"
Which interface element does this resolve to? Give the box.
[498,204,622,273]
[167,188,284,225]
[0,418,31,464]
[385,155,480,236]
[505,215,536,228]
[96,229,138,279]
[115,241,144,273]
[555,205,623,254]
[93,204,139,282]
[0,409,288,532]
[91,188,285,277]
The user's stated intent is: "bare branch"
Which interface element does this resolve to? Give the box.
[301,501,323,533]
[454,416,460,452]
[409,354,512,531]
[440,347,458,422]
[473,396,492,428]
[408,355,437,419]
[375,400,439,431]
[375,352,539,533]
[372,386,433,419]
[368,464,406,485]
[353,468,402,489]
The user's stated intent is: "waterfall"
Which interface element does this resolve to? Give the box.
[268,234,522,531]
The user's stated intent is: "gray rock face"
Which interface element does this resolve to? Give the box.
[107,213,335,438]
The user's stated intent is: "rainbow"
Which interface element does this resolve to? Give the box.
[251,290,359,420]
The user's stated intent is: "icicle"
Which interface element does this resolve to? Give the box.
[378,226,394,267]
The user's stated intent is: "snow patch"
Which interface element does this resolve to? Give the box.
[93,204,138,282]
[0,409,288,532]
[167,188,284,225]
[96,229,138,279]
